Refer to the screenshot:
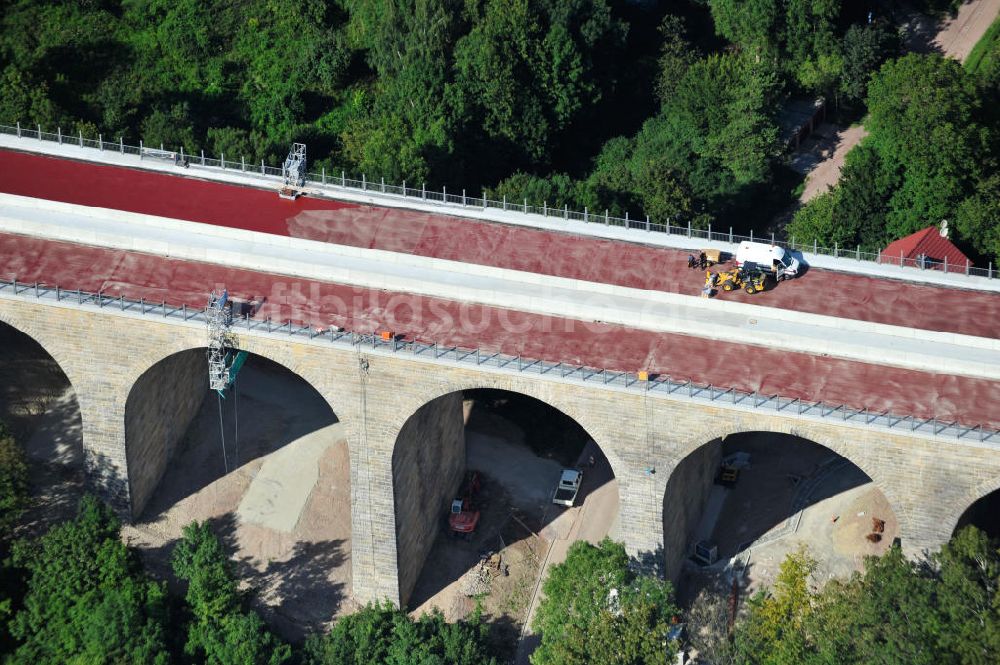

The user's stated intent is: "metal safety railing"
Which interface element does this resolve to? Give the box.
[2,122,995,280]
[2,277,996,445]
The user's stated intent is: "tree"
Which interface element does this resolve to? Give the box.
[830,142,900,251]
[0,421,29,656]
[955,175,1000,264]
[707,0,781,55]
[7,496,171,665]
[840,22,899,105]
[531,539,679,665]
[341,0,462,183]
[732,548,816,664]
[783,0,842,95]
[866,54,993,239]
[0,422,28,539]
[172,521,291,665]
[730,530,1000,665]
[932,526,1000,663]
[786,189,843,249]
[656,14,696,107]
[451,0,626,168]
[665,51,781,205]
[301,602,497,665]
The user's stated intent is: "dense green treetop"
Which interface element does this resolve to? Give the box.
[7,496,171,665]
[302,602,497,665]
[172,521,292,665]
[731,529,1000,665]
[531,538,679,665]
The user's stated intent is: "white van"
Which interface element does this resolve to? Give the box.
[735,241,800,279]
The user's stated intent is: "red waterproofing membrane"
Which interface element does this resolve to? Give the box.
[2,233,997,431]
[1,149,997,340]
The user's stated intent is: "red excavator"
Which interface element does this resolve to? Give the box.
[448,471,482,539]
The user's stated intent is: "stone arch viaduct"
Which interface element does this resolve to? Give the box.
[3,291,1000,607]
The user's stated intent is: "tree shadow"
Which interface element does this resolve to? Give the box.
[134,511,350,643]
[0,322,87,537]
[137,354,339,521]
[897,2,948,56]
[664,433,879,576]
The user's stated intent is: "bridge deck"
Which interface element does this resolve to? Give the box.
[3,232,997,431]
[1,149,997,340]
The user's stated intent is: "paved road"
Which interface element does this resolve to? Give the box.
[5,191,995,380]
[2,149,997,341]
[907,0,1000,60]
[3,231,999,430]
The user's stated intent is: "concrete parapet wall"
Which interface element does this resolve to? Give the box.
[1,293,999,605]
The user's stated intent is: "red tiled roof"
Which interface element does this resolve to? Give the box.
[882,226,970,268]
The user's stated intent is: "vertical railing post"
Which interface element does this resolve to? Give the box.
[503,195,506,210]
[730,227,733,243]
[944,255,948,274]
[584,207,588,223]
[687,220,691,237]
[605,209,609,225]
[342,170,346,187]
[646,215,650,231]
[57,126,62,144]
[966,258,970,276]
[564,204,568,219]
[78,130,83,147]
[422,182,426,199]
[462,189,466,206]
[362,174,366,190]
[220,152,224,168]
[750,229,753,243]
[442,185,446,201]
[98,134,103,150]
[37,124,42,140]
[381,177,385,193]
[15,121,20,138]
[263,160,267,175]
[543,201,547,216]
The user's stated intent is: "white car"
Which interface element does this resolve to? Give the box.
[552,469,583,506]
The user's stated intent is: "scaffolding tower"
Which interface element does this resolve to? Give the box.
[280,143,307,199]
[206,289,233,393]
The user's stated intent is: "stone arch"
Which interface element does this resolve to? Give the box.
[120,335,348,423]
[124,340,356,634]
[123,341,344,518]
[384,376,627,479]
[0,308,85,399]
[674,416,905,525]
[387,375,624,606]
[0,311,87,528]
[949,473,1000,539]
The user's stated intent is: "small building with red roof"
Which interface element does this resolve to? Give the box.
[879,223,971,273]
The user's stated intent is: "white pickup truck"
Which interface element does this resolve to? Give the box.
[552,469,583,507]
